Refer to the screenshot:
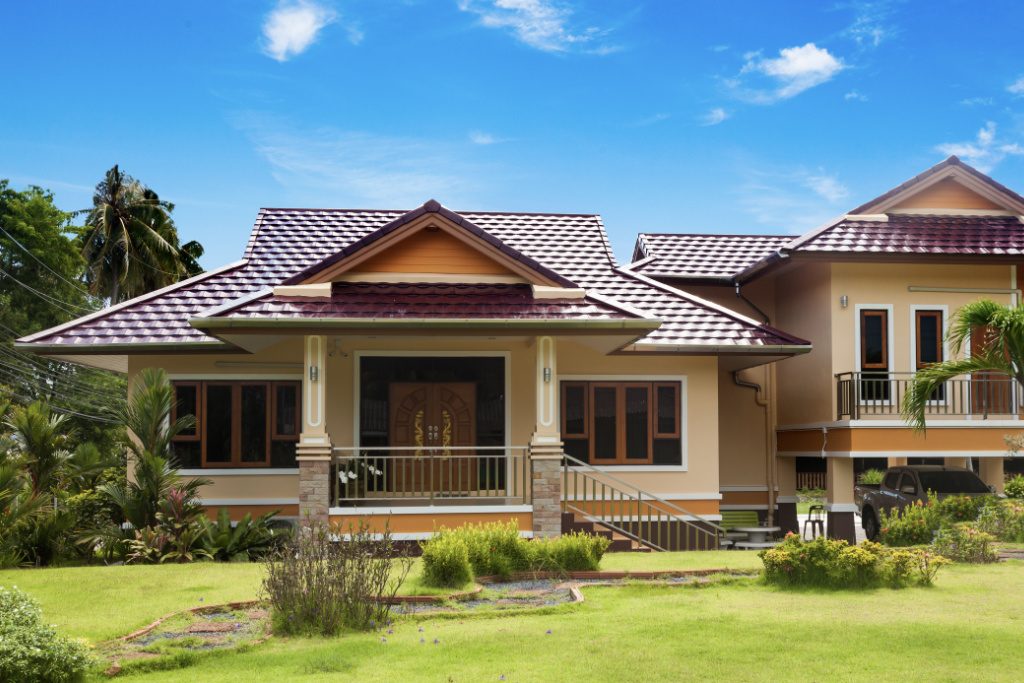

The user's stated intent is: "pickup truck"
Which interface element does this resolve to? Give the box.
[856,465,993,540]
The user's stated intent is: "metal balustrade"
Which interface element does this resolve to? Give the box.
[561,453,723,551]
[330,446,530,506]
[835,371,1019,420]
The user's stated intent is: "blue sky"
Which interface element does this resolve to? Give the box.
[3,0,1024,267]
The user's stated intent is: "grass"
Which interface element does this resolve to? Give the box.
[5,553,1024,681]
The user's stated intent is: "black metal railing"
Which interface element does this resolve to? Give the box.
[835,371,1019,419]
[330,446,530,507]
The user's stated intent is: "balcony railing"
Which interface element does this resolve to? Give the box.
[330,446,530,507]
[835,371,1020,420]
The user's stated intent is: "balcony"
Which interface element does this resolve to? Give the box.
[835,371,1020,420]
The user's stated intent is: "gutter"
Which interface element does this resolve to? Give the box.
[189,316,662,332]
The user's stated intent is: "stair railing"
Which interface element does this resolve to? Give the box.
[561,453,724,551]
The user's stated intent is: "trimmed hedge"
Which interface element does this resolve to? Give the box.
[0,586,91,683]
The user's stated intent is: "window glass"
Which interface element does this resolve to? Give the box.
[655,384,677,436]
[563,384,586,436]
[624,386,650,460]
[205,385,233,462]
[174,384,198,436]
[917,312,942,365]
[241,385,268,463]
[918,471,989,494]
[171,441,201,468]
[883,471,900,489]
[274,384,298,437]
[592,386,618,460]
[898,473,917,495]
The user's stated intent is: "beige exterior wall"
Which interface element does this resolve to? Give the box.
[773,261,833,425]
[127,334,723,510]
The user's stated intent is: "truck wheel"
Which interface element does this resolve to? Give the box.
[863,510,880,541]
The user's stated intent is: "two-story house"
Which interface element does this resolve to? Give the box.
[630,156,1024,541]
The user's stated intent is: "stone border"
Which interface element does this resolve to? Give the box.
[118,600,262,643]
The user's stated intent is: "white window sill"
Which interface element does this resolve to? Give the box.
[180,468,299,476]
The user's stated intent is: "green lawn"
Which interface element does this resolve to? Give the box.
[4,554,1023,681]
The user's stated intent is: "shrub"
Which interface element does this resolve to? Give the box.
[760,534,947,589]
[1005,474,1024,500]
[879,499,939,546]
[796,487,825,504]
[857,469,886,486]
[201,508,285,562]
[420,533,474,588]
[262,522,412,635]
[934,494,988,523]
[418,522,612,587]
[975,498,1024,543]
[932,523,999,563]
[0,586,91,682]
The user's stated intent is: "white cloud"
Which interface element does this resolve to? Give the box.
[457,0,612,54]
[1007,76,1024,96]
[233,114,478,206]
[629,112,670,127]
[935,121,1024,173]
[700,107,729,126]
[844,90,867,101]
[960,96,994,107]
[803,172,849,202]
[734,43,845,104]
[843,1,897,48]
[469,131,499,145]
[262,0,337,62]
[736,164,850,231]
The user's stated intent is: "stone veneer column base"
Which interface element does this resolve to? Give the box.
[530,442,564,539]
[297,450,331,527]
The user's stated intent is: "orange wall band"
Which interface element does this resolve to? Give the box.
[329,512,533,534]
[203,504,298,521]
[567,499,719,517]
[778,427,1024,453]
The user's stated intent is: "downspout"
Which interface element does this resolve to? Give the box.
[733,370,776,526]
[735,282,771,324]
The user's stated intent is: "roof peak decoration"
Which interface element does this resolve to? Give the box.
[282,199,577,289]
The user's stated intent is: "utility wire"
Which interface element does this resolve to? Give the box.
[0,387,118,424]
[0,353,125,403]
[0,264,94,315]
[0,361,124,410]
[0,221,93,296]
[0,371,121,418]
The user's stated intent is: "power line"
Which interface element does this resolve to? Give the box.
[0,221,92,296]
[0,342,124,386]
[0,388,118,424]
[0,353,125,403]
[0,264,94,315]
[0,363,124,413]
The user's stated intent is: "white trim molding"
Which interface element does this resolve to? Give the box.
[826,503,859,514]
[329,504,532,516]
[200,498,299,506]
[181,468,299,476]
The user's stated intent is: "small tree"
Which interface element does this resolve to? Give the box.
[3,402,73,496]
[902,300,1024,430]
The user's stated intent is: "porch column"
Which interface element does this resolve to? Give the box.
[775,456,799,536]
[297,335,332,526]
[944,456,971,469]
[980,458,1005,494]
[887,456,907,468]
[530,335,563,538]
[825,457,857,544]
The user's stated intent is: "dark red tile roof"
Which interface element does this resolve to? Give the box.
[19,205,807,352]
[793,214,1024,256]
[207,283,640,322]
[631,233,792,280]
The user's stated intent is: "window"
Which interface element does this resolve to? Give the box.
[859,309,890,401]
[171,380,301,468]
[915,309,945,401]
[560,380,682,466]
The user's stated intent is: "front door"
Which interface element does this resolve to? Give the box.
[389,383,476,494]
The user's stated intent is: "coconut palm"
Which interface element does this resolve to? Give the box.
[80,165,204,303]
[902,299,1024,430]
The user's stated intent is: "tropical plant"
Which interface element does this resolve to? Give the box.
[857,468,885,485]
[201,508,283,562]
[1005,474,1024,499]
[79,165,204,303]
[902,299,1024,430]
[3,402,73,495]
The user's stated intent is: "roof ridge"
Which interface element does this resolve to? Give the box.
[258,206,600,218]
[638,232,793,239]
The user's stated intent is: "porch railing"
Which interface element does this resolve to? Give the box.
[562,453,723,551]
[836,371,1020,420]
[330,446,530,507]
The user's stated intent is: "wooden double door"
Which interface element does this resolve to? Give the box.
[389,382,477,494]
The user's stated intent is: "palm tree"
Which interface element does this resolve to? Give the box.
[902,299,1024,430]
[80,165,204,304]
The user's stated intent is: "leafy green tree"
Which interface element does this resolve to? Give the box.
[80,165,204,304]
[3,402,73,496]
[0,180,93,334]
[902,299,1024,430]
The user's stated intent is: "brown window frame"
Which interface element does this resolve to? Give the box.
[860,309,889,370]
[560,380,681,466]
[172,380,301,469]
[170,381,201,442]
[915,310,944,369]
